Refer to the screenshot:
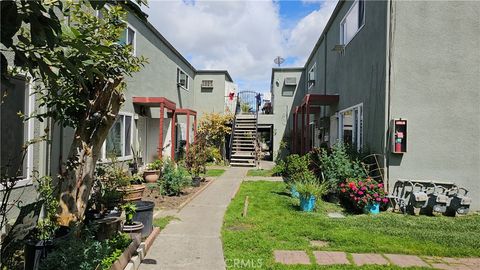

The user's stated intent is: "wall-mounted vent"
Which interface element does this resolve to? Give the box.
[284,77,297,86]
[201,80,214,88]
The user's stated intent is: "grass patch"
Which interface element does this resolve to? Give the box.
[222,181,480,269]
[203,169,226,177]
[246,169,274,177]
[153,215,176,230]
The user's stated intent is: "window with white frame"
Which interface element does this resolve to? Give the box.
[103,113,133,159]
[338,104,363,151]
[0,77,32,180]
[340,0,365,45]
[119,26,136,55]
[308,64,316,89]
[177,68,189,90]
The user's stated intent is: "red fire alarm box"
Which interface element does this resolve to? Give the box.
[392,119,407,153]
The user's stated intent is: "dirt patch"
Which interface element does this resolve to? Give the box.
[142,178,211,210]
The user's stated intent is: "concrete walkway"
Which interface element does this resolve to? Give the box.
[139,167,248,270]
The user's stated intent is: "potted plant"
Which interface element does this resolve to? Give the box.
[24,176,71,270]
[119,173,146,202]
[240,102,251,114]
[338,177,388,214]
[294,172,327,212]
[121,203,144,237]
[185,137,207,187]
[143,159,163,183]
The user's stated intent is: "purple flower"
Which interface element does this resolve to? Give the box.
[357,191,364,195]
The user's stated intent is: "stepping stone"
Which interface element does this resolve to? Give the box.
[274,250,310,265]
[443,257,480,267]
[352,253,389,266]
[310,240,329,248]
[384,254,429,268]
[327,212,345,218]
[313,251,349,265]
[430,263,471,270]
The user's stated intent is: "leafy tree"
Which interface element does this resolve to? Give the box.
[1,1,147,225]
[197,112,233,160]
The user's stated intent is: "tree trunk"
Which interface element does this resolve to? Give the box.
[57,80,124,226]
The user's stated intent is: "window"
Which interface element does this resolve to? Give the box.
[338,104,363,151]
[103,113,133,159]
[308,64,316,89]
[340,0,365,45]
[0,76,33,182]
[201,80,214,88]
[119,26,136,55]
[177,68,189,90]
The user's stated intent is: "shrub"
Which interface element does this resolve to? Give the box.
[271,160,285,176]
[338,177,388,213]
[313,144,367,190]
[185,136,207,177]
[205,146,222,164]
[161,159,190,196]
[284,154,310,179]
[39,232,131,270]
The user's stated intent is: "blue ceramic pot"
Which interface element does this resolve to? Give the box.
[290,185,299,198]
[369,202,380,214]
[300,195,316,212]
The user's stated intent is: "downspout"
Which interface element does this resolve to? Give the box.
[384,0,394,191]
[324,32,328,125]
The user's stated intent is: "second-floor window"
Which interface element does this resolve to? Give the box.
[340,0,365,45]
[308,64,316,89]
[177,68,189,90]
[119,26,136,55]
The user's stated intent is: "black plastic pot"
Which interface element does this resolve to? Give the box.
[24,240,53,270]
[192,176,201,187]
[133,201,155,238]
[24,226,71,270]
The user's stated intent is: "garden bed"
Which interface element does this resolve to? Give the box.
[222,181,480,269]
[142,178,212,210]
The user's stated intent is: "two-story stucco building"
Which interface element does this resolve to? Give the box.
[265,0,479,209]
[0,3,237,221]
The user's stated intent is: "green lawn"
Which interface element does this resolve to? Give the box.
[246,169,274,177]
[222,181,480,270]
[204,169,226,177]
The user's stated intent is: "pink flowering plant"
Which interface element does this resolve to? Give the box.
[338,177,389,212]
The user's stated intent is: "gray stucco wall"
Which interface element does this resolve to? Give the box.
[301,0,388,155]
[264,68,305,160]
[193,74,227,119]
[387,1,480,209]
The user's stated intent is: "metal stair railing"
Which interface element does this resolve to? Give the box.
[228,96,240,160]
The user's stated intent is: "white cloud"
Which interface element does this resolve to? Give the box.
[142,0,337,91]
[143,0,284,91]
[286,0,337,65]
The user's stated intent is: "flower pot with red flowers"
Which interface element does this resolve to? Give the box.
[338,177,388,214]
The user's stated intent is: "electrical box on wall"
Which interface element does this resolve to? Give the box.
[392,119,407,153]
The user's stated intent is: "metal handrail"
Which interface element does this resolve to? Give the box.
[228,96,240,160]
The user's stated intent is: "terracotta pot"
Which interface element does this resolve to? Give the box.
[143,170,160,183]
[118,184,145,202]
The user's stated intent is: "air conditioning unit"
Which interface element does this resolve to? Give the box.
[284,77,297,86]
[201,80,214,88]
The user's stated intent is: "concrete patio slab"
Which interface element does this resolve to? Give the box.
[313,251,350,265]
[273,250,311,265]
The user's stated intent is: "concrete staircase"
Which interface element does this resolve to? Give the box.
[230,114,257,167]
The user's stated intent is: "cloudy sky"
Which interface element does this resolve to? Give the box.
[142,0,337,94]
